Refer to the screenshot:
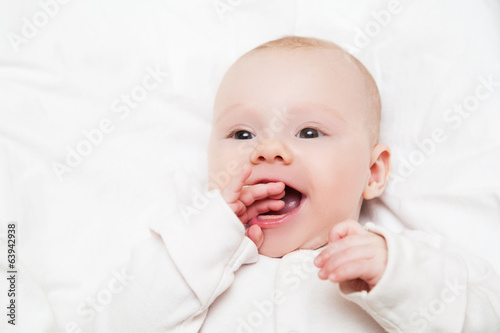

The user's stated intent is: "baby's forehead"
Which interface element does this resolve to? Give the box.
[214,45,379,141]
[215,47,368,109]
[245,47,379,135]
[216,100,348,124]
[239,47,359,74]
[224,48,369,103]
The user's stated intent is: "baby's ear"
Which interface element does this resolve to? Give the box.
[363,144,391,200]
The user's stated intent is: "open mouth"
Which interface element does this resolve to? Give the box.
[260,185,302,216]
[249,184,305,229]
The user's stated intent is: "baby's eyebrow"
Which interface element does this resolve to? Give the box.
[214,103,255,124]
[214,102,347,124]
[288,102,347,124]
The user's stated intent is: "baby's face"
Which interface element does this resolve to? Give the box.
[209,48,375,257]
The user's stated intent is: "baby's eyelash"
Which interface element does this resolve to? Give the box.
[296,127,325,139]
[227,128,255,140]
[296,124,329,135]
[226,129,242,138]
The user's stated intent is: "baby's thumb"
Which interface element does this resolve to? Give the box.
[328,219,364,243]
[246,224,264,248]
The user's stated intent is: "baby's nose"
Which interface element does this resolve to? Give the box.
[250,139,293,165]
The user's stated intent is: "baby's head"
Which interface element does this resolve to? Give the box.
[208,36,391,257]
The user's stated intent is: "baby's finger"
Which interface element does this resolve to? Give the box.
[222,165,252,204]
[239,182,285,206]
[314,235,370,268]
[325,259,373,285]
[267,190,286,200]
[246,224,264,248]
[245,199,285,221]
[328,220,367,243]
[318,245,374,278]
[229,201,247,220]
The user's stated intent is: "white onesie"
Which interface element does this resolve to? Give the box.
[87,191,500,332]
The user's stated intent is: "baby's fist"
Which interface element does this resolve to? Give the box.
[314,220,388,292]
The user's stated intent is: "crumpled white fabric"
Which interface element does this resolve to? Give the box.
[0,0,499,331]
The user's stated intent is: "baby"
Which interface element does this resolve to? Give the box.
[208,36,390,291]
[89,36,500,333]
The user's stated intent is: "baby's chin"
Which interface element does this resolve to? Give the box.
[257,237,327,258]
[257,245,288,258]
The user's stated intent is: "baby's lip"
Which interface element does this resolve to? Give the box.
[251,178,285,185]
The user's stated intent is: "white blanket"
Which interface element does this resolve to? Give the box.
[0,0,499,331]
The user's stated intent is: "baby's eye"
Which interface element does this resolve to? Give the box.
[296,128,324,139]
[232,130,255,140]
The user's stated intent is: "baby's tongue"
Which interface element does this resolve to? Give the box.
[265,186,302,215]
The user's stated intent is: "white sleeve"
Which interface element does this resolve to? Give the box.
[340,223,500,333]
[86,190,258,333]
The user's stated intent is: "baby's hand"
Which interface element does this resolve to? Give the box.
[221,165,285,248]
[314,220,387,292]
